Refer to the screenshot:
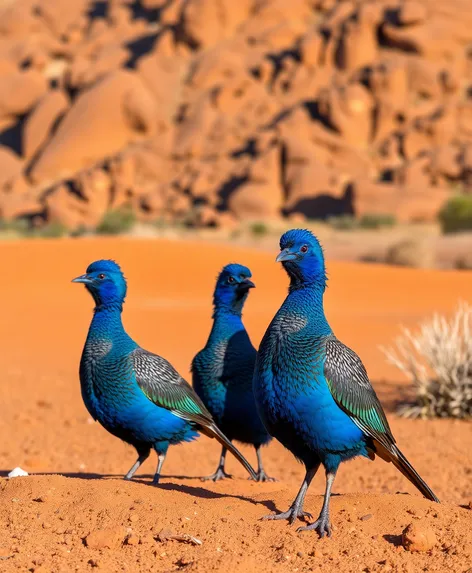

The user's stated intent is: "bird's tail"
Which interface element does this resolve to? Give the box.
[201,423,258,480]
[377,442,439,503]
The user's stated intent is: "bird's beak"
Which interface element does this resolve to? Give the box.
[72,274,93,285]
[276,248,298,263]
[237,278,255,292]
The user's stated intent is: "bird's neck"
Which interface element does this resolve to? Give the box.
[88,305,127,341]
[208,307,245,344]
[283,283,332,336]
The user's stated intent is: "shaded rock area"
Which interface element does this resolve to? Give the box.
[0,0,472,229]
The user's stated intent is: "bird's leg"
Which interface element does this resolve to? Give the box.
[202,446,232,481]
[152,452,167,485]
[124,449,150,481]
[262,464,319,524]
[252,445,276,482]
[297,468,337,537]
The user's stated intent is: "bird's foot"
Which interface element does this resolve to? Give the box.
[261,507,313,525]
[251,469,276,482]
[152,475,161,486]
[297,512,332,538]
[123,475,134,482]
[201,468,232,482]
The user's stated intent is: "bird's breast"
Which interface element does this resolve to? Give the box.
[254,315,327,424]
[271,312,308,336]
[80,340,138,420]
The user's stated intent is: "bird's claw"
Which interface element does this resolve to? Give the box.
[290,511,312,525]
[250,470,277,482]
[201,468,232,482]
[296,514,332,538]
[261,508,312,524]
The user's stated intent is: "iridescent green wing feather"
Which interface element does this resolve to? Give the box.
[323,336,396,451]
[131,348,213,427]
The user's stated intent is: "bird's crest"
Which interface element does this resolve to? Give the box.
[280,229,324,255]
[86,259,123,276]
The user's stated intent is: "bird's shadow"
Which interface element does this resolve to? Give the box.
[0,470,275,510]
[0,470,206,481]
[147,481,273,508]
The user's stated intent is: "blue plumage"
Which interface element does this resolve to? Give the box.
[192,264,273,481]
[253,229,438,537]
[73,260,257,483]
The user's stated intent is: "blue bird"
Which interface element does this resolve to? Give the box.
[73,260,257,484]
[191,264,273,482]
[253,229,439,537]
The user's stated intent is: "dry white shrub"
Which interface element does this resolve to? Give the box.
[381,302,472,419]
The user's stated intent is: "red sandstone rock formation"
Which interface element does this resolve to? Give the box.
[0,0,471,229]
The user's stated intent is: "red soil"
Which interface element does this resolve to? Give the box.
[1,237,471,572]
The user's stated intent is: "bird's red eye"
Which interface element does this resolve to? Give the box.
[228,276,235,283]
[98,273,105,279]
[300,245,308,253]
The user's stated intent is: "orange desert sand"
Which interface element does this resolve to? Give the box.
[1,237,471,572]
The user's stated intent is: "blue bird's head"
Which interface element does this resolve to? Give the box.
[276,229,327,289]
[213,263,255,315]
[72,259,127,310]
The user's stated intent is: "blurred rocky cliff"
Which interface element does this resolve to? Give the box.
[0,0,471,230]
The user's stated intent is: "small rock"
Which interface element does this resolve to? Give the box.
[157,528,202,545]
[126,534,139,546]
[85,526,127,550]
[402,522,437,552]
[8,467,28,478]
[175,556,193,567]
[139,534,155,545]
[360,514,373,521]
[157,528,175,542]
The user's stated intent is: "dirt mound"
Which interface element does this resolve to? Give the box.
[1,475,471,572]
[0,0,472,229]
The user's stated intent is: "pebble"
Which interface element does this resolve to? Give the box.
[85,526,127,550]
[8,467,29,478]
[402,522,437,552]
[126,534,139,546]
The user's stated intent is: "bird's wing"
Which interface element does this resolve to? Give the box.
[323,336,395,451]
[131,347,214,427]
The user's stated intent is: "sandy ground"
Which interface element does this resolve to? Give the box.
[1,237,471,572]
